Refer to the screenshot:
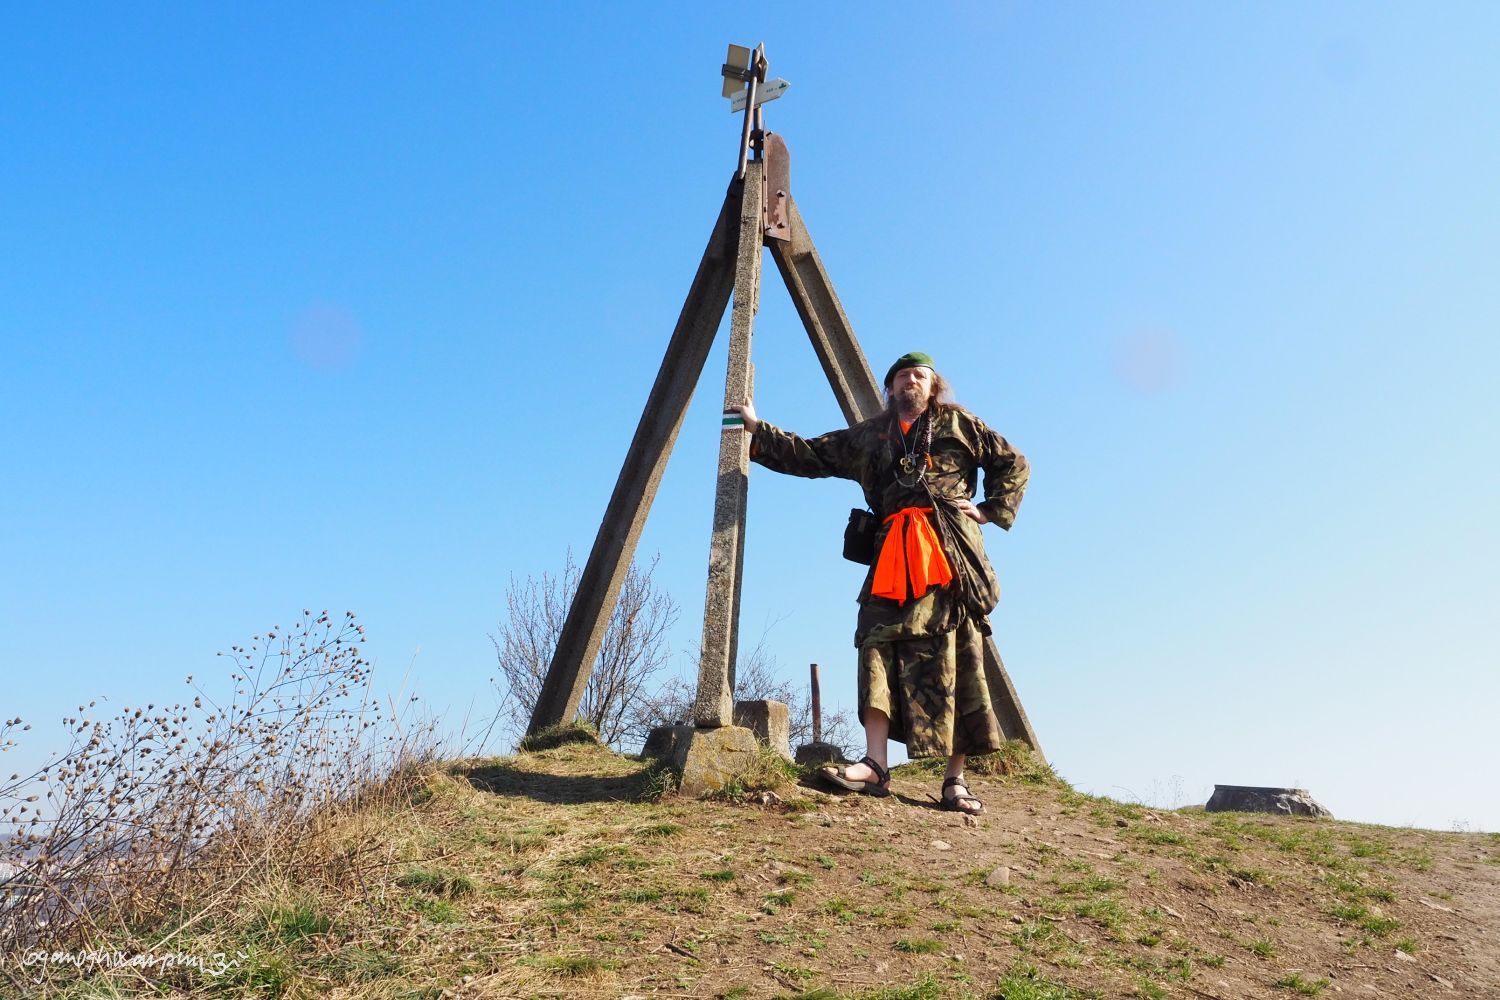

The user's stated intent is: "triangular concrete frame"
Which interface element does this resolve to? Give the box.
[527,133,1043,760]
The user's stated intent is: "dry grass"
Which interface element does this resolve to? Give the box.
[10,735,1492,998]
[5,689,1498,998]
[0,611,442,996]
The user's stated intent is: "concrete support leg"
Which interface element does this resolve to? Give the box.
[693,163,764,727]
[527,184,739,736]
[982,635,1045,760]
[768,196,884,424]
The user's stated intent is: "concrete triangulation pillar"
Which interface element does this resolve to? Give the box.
[694,161,763,728]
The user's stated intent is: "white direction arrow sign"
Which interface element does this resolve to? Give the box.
[728,77,790,114]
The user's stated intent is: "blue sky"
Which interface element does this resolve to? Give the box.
[3,4,1496,831]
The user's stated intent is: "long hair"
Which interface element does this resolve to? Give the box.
[884,369,961,418]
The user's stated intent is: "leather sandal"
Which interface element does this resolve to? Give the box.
[820,755,892,797]
[941,775,985,815]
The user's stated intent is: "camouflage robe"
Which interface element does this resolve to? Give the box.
[751,407,1029,758]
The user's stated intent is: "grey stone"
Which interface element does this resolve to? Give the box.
[668,725,762,797]
[985,866,1011,887]
[734,699,791,759]
[1205,785,1332,818]
[794,741,846,767]
[641,723,693,761]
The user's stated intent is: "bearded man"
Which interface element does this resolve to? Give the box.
[730,352,1028,816]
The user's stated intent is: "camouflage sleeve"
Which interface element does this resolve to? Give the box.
[971,419,1029,530]
[750,421,858,480]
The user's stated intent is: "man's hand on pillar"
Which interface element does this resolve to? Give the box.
[728,400,758,434]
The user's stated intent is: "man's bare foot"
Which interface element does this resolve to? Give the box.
[941,775,984,815]
[836,760,882,782]
[820,755,891,797]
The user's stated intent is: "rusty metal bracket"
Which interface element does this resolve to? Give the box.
[762,131,790,242]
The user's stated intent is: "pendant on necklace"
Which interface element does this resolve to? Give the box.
[900,456,915,474]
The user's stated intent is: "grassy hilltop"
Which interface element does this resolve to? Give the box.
[14,732,1500,999]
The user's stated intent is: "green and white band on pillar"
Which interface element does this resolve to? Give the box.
[721,410,745,431]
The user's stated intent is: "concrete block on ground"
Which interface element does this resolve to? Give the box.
[668,725,761,797]
[642,723,693,761]
[733,699,791,760]
[794,741,846,767]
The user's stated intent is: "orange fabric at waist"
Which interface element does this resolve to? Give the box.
[870,506,953,605]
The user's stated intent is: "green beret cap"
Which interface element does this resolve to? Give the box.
[883,351,936,388]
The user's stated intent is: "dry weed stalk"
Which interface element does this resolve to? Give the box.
[0,610,438,957]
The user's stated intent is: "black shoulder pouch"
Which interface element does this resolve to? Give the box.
[843,508,878,564]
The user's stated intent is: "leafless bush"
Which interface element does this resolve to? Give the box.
[0,610,439,956]
[489,551,677,752]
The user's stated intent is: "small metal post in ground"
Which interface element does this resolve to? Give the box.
[810,663,822,744]
[794,661,841,767]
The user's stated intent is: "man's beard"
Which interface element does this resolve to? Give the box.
[894,385,930,416]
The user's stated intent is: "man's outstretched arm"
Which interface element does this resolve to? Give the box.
[729,399,858,481]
